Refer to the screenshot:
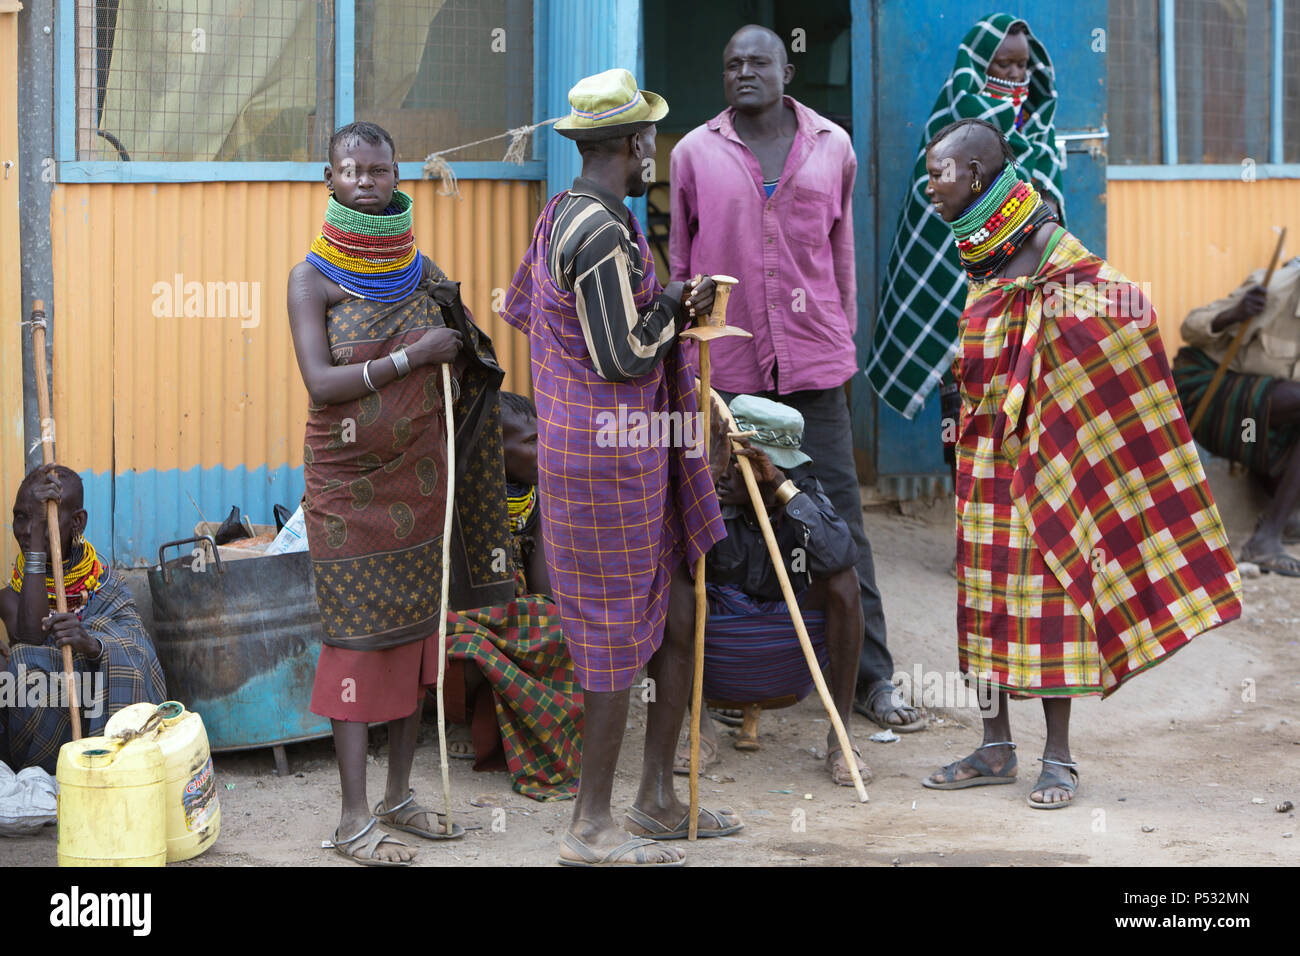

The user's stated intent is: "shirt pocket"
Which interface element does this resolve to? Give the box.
[786,186,836,247]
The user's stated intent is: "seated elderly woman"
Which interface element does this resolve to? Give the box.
[674,395,867,788]
[0,465,166,773]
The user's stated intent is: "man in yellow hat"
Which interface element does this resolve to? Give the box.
[502,68,741,866]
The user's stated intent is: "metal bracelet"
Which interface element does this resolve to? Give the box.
[774,479,800,507]
[22,551,47,575]
[390,347,411,378]
[362,359,378,392]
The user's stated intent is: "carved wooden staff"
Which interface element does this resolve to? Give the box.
[718,399,869,804]
[434,364,456,828]
[1189,227,1287,434]
[28,300,82,740]
[680,275,749,839]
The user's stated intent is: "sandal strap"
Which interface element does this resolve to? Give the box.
[939,746,1016,781]
[332,816,378,848]
[1038,757,1077,768]
[978,741,1016,750]
[376,789,416,818]
[865,680,904,708]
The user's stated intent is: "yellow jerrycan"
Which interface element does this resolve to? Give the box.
[104,701,220,862]
[57,735,166,867]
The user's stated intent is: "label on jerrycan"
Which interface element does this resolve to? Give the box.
[182,756,218,832]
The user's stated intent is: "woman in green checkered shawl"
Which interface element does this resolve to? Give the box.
[866,13,1065,420]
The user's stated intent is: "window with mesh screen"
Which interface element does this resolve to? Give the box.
[1108,0,1163,165]
[1286,0,1300,161]
[354,0,534,165]
[1174,0,1273,164]
[84,0,333,162]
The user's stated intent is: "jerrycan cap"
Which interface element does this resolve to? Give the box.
[156,701,185,723]
[80,743,120,768]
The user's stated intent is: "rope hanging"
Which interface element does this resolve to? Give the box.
[422,117,561,201]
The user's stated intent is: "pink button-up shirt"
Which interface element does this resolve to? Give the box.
[670,97,858,395]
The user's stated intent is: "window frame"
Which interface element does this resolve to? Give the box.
[1109,0,1300,179]
[52,0,547,183]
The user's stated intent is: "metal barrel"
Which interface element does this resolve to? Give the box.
[146,538,331,752]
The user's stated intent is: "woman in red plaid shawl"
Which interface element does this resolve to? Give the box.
[918,120,1242,809]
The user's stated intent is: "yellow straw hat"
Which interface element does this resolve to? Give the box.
[555,68,669,141]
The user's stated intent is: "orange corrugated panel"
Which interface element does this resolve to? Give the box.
[1107,179,1299,358]
[49,183,115,474]
[49,178,541,481]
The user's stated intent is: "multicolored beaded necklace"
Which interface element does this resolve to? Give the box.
[9,537,106,614]
[950,166,1056,281]
[506,482,538,535]
[306,190,423,302]
[984,73,1029,107]
[985,73,1031,129]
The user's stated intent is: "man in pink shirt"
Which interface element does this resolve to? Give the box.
[671,24,923,737]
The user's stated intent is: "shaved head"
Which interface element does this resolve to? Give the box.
[928,118,1013,174]
[923,119,1016,223]
[723,23,794,114]
[724,24,788,66]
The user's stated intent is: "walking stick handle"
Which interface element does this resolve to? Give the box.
[28,302,82,740]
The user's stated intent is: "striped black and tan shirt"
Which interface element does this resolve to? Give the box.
[547,177,683,382]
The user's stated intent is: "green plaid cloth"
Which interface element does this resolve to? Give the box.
[446,596,582,801]
[866,12,1065,419]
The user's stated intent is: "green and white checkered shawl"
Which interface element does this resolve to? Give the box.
[866,12,1065,419]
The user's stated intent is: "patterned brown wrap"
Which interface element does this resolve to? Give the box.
[304,265,513,651]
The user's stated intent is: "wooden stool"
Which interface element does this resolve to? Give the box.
[708,694,800,752]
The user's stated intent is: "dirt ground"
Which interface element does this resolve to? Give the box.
[3,462,1296,867]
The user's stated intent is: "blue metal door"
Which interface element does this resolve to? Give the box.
[852,0,1108,498]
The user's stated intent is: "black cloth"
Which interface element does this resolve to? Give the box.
[707,464,858,602]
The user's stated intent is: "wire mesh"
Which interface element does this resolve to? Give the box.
[1173,0,1272,164]
[80,0,331,162]
[1108,0,1164,165]
[1285,0,1300,161]
[353,0,535,165]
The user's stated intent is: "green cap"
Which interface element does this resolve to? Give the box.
[728,394,812,470]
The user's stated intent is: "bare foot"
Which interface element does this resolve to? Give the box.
[1028,756,1078,807]
[827,744,872,787]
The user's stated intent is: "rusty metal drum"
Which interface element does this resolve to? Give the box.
[146,537,331,754]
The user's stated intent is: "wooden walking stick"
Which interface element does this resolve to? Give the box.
[28,300,82,740]
[434,363,457,829]
[680,275,749,840]
[718,402,869,803]
[1189,227,1288,434]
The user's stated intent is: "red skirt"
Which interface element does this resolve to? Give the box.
[310,635,467,724]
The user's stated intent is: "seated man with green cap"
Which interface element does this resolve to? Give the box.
[688,395,868,786]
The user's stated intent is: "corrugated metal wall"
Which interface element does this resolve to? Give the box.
[49,178,540,564]
[0,3,22,579]
[1107,179,1300,356]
